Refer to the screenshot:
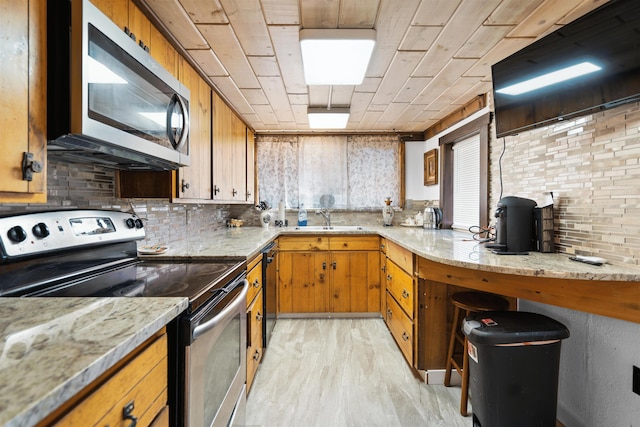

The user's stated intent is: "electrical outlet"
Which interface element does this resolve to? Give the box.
[633,366,640,396]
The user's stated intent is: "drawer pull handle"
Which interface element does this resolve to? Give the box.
[402,332,410,341]
[402,289,410,299]
[381,265,386,272]
[253,279,260,288]
[256,311,263,321]
[123,401,138,427]
[332,262,337,270]
[322,262,327,270]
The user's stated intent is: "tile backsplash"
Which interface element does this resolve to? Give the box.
[489,101,640,265]
[0,161,248,247]
[3,100,639,266]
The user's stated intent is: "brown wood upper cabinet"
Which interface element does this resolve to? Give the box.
[213,93,253,203]
[90,0,153,55]
[176,59,212,201]
[114,9,254,203]
[0,1,47,203]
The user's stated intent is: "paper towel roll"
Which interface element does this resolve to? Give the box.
[278,202,285,222]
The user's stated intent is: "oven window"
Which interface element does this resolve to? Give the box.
[203,312,241,424]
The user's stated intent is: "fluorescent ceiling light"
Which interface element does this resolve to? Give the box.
[87,56,127,84]
[308,107,350,129]
[496,61,602,96]
[300,29,376,85]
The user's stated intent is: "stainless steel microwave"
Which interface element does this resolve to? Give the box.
[47,0,190,170]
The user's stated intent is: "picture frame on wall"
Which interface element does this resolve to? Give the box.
[424,148,438,186]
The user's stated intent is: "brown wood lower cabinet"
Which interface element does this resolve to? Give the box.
[415,277,448,370]
[246,254,264,393]
[278,235,380,314]
[385,291,414,365]
[383,241,416,367]
[40,329,169,427]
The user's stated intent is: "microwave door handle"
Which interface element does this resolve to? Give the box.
[167,94,190,152]
[192,279,248,341]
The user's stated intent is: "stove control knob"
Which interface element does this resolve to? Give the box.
[134,219,144,229]
[7,226,27,243]
[32,222,50,238]
[126,218,136,229]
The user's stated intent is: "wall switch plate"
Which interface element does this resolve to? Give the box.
[633,366,640,396]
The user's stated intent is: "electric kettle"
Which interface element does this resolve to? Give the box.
[423,207,442,229]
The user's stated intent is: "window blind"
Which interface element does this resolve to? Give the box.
[452,134,480,230]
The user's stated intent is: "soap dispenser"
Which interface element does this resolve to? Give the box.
[298,203,308,226]
[382,197,394,226]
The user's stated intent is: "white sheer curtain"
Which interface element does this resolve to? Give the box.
[256,135,400,210]
[298,136,348,208]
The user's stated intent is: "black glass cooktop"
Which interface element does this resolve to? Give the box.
[43,260,245,312]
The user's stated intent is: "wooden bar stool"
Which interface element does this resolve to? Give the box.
[444,291,510,416]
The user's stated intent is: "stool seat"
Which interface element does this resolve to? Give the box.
[444,291,509,416]
[452,291,510,312]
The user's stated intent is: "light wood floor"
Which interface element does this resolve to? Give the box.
[246,318,470,427]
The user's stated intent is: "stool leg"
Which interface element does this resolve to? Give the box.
[444,306,460,387]
[460,334,470,416]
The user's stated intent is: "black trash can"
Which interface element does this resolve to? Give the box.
[462,311,570,427]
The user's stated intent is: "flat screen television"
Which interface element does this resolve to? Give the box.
[492,0,640,138]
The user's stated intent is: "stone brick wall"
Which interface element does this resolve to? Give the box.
[489,102,640,265]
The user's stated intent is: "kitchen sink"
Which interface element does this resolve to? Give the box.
[289,225,366,232]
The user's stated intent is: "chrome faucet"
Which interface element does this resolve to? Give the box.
[316,208,331,227]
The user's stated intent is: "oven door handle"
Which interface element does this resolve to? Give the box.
[192,279,248,340]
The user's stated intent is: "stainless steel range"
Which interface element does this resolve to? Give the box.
[0,209,247,427]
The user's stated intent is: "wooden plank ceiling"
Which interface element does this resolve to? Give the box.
[139,0,608,134]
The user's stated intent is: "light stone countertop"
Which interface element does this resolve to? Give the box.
[142,225,640,282]
[0,297,188,427]
[6,225,638,426]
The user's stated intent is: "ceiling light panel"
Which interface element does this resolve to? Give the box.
[300,29,376,85]
[307,107,350,129]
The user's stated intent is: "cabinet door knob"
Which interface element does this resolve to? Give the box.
[402,289,410,299]
[402,332,410,341]
[332,262,337,270]
[386,309,392,318]
[253,279,260,288]
[253,349,261,361]
[123,401,138,427]
[181,179,190,192]
[387,274,392,281]
[22,152,43,181]
[256,311,263,321]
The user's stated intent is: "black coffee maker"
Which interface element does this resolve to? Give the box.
[487,196,537,254]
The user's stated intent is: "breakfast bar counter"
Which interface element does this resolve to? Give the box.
[143,225,640,323]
